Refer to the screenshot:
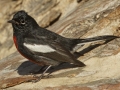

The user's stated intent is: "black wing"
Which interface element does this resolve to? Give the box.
[23,36,85,66]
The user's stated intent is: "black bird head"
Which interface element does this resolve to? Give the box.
[8,10,39,34]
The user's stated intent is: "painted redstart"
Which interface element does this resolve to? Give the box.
[8,10,119,81]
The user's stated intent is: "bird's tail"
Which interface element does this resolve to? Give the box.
[77,35,119,44]
[72,35,119,52]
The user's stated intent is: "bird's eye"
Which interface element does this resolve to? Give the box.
[20,19,25,25]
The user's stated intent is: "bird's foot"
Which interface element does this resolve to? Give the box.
[31,75,43,83]
[30,73,54,83]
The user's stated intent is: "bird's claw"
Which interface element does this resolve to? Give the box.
[30,75,43,83]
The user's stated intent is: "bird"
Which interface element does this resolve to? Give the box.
[8,10,119,82]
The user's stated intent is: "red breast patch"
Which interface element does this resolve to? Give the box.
[13,36,18,48]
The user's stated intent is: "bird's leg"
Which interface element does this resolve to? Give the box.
[40,65,52,79]
[45,63,66,78]
[33,65,52,82]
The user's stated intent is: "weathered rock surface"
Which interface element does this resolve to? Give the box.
[0,0,120,89]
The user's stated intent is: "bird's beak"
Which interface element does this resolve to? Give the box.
[8,20,15,23]
[8,20,19,24]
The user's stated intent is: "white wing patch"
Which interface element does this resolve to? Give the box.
[23,43,55,53]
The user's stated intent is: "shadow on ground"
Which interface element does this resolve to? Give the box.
[17,61,79,75]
